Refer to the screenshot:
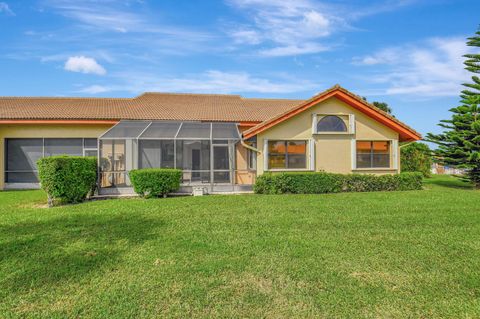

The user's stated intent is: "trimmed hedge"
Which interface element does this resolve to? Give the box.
[129,168,182,198]
[37,156,97,206]
[254,172,423,194]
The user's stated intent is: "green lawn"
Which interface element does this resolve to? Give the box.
[1,175,479,318]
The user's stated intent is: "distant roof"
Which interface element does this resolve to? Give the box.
[0,92,303,122]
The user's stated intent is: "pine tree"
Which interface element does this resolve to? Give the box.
[427,27,480,188]
[372,101,392,114]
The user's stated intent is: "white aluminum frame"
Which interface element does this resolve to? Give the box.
[351,139,398,171]
[98,120,242,191]
[312,113,355,135]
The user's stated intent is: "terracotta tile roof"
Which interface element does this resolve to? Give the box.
[0,93,303,122]
[0,86,420,141]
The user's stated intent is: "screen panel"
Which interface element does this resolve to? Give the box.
[212,123,240,140]
[5,172,39,183]
[44,138,83,156]
[84,138,98,149]
[139,140,161,168]
[139,122,181,139]
[6,139,43,171]
[176,122,211,139]
[101,121,151,139]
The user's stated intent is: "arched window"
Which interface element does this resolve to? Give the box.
[316,115,347,132]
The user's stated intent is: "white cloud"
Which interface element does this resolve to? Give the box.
[44,0,142,33]
[44,0,211,39]
[64,56,106,75]
[35,0,214,59]
[226,0,339,56]
[226,0,420,57]
[77,85,109,94]
[78,70,318,95]
[354,37,472,97]
[230,29,262,45]
[352,48,401,65]
[259,43,330,57]
[0,2,14,15]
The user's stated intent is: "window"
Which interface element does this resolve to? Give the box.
[5,138,99,183]
[356,141,390,168]
[316,115,348,132]
[5,139,43,183]
[247,149,256,170]
[44,138,83,156]
[244,138,257,171]
[84,138,98,157]
[268,140,307,169]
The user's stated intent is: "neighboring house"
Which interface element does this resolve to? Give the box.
[431,163,466,175]
[0,85,421,194]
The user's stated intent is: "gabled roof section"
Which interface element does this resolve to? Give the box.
[243,85,422,142]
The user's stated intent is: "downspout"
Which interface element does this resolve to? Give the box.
[241,139,261,153]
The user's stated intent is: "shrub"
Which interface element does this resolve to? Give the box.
[37,156,97,206]
[254,172,344,194]
[254,172,423,194]
[401,142,433,177]
[129,168,182,198]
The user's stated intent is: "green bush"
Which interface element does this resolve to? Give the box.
[254,172,423,194]
[401,142,433,177]
[254,172,344,194]
[37,156,97,206]
[129,168,182,198]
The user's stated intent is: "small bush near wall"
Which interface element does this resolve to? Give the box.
[401,142,433,177]
[37,156,97,207]
[254,172,423,194]
[129,168,182,198]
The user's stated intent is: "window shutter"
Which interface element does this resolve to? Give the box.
[348,114,355,134]
[311,113,317,134]
[351,139,356,170]
[263,139,269,171]
[309,139,315,170]
[392,139,399,170]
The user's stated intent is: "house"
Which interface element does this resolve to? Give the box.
[0,85,421,194]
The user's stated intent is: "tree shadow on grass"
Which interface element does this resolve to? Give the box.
[0,213,164,295]
[424,176,474,190]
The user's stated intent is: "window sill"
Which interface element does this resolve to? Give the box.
[266,168,313,172]
[352,167,397,171]
[313,132,353,135]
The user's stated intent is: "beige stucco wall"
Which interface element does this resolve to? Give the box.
[256,97,400,175]
[0,124,114,190]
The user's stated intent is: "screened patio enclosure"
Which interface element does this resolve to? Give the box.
[98,120,244,190]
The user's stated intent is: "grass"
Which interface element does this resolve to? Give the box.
[1,175,479,318]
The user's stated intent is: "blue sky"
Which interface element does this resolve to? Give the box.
[0,0,479,137]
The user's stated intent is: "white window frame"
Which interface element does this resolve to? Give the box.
[351,139,398,171]
[83,138,99,157]
[312,113,355,135]
[263,139,314,172]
